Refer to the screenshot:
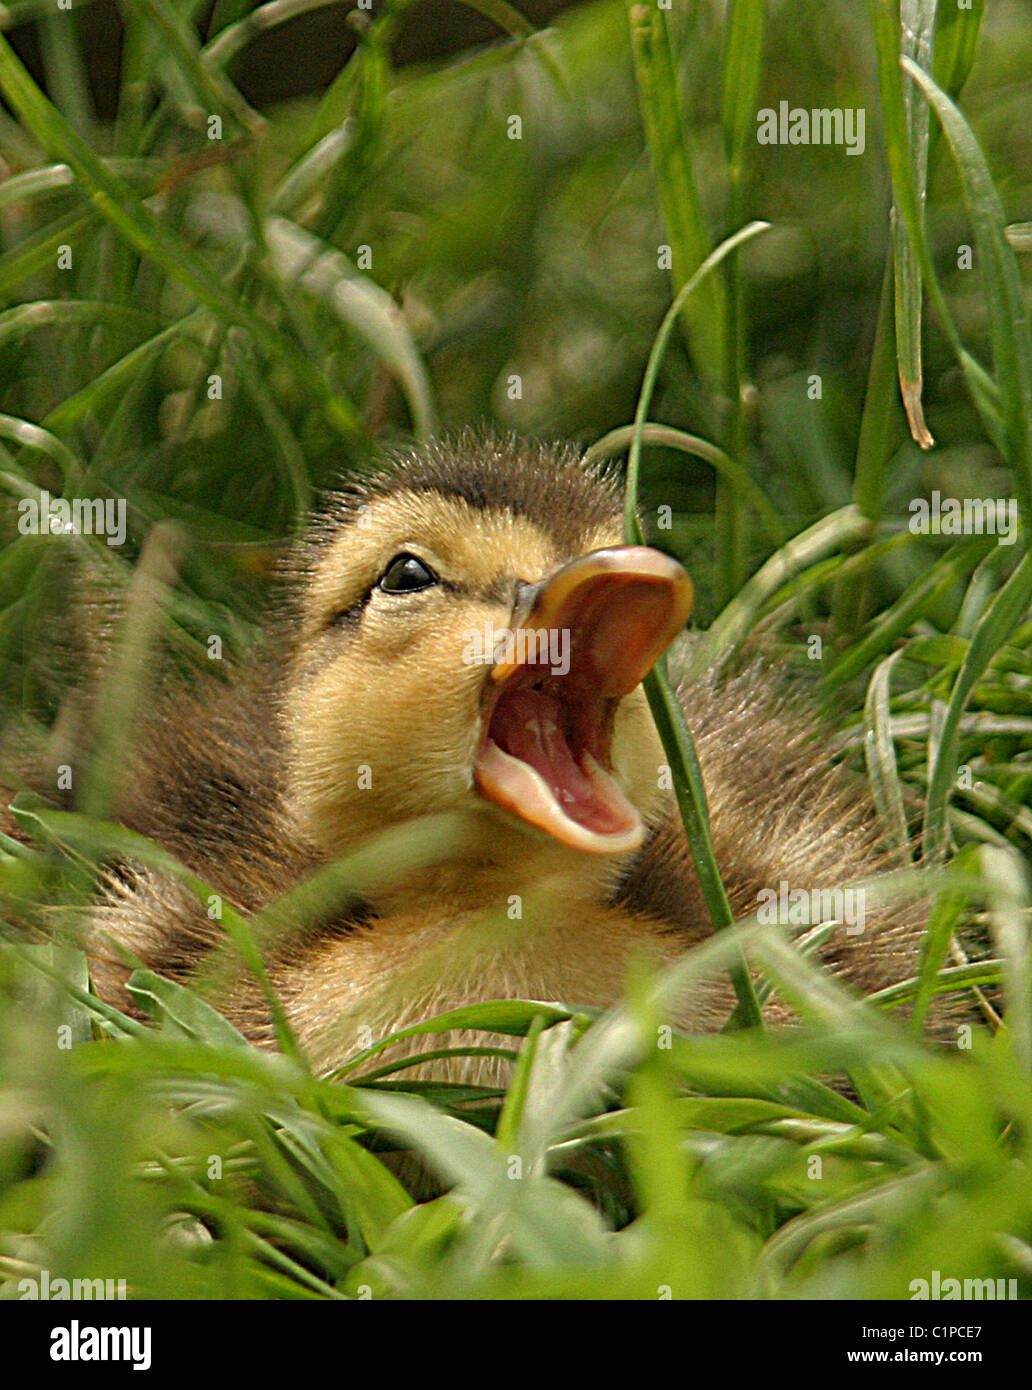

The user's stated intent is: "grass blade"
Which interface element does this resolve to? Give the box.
[642,659,762,1030]
[863,650,912,852]
[584,422,784,547]
[892,0,937,449]
[910,863,972,1034]
[823,536,993,695]
[623,220,769,546]
[932,0,985,100]
[902,56,1032,528]
[686,505,869,683]
[264,217,438,438]
[718,0,767,600]
[622,221,769,1031]
[981,846,1031,1072]
[924,551,1032,860]
[627,2,726,380]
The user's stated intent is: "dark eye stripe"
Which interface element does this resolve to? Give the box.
[323,567,511,630]
[479,575,519,605]
[326,594,368,630]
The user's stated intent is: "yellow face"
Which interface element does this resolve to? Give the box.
[280,488,681,873]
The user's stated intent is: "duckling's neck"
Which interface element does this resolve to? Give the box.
[363,814,626,925]
[275,837,680,1083]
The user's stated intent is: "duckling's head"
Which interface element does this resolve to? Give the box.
[279,433,693,881]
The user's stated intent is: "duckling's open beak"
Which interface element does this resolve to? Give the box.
[474,546,694,854]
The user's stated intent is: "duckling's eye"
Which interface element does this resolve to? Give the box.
[378,553,439,594]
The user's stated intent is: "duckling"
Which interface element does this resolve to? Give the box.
[71,432,951,1081]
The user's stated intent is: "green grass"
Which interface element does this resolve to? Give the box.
[0,0,1031,1300]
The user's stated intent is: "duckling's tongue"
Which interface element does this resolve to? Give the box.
[477,689,644,854]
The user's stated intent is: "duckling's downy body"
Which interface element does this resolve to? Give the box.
[82,435,935,1079]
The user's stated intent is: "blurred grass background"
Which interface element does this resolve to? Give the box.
[0,0,1030,1301]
